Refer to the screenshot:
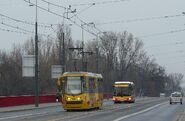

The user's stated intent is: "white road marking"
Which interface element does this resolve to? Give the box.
[113,102,167,121]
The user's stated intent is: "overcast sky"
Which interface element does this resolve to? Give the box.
[0,0,185,86]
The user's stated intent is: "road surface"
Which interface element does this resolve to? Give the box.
[0,97,184,121]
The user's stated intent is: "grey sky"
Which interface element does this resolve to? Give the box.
[0,0,185,85]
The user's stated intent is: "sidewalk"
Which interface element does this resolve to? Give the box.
[0,102,61,113]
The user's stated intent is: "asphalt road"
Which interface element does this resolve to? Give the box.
[1,97,183,121]
[115,101,185,121]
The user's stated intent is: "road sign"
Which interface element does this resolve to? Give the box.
[22,55,35,77]
[51,65,63,79]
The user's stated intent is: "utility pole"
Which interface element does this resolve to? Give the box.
[35,0,39,107]
[59,31,65,73]
[60,6,75,73]
[96,47,99,73]
[81,22,94,71]
[81,41,84,71]
[69,47,83,71]
[82,51,93,72]
[69,46,93,72]
[59,32,65,72]
[81,23,85,72]
[59,36,62,65]
[62,32,65,72]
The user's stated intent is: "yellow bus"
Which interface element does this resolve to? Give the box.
[113,81,135,103]
[57,72,103,111]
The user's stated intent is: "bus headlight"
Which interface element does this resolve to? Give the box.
[128,97,131,100]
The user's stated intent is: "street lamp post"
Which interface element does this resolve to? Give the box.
[35,0,39,107]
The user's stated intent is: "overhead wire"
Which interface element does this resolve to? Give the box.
[38,0,127,34]
[158,60,185,65]
[23,0,99,37]
[47,24,58,37]
[149,50,185,60]
[96,14,185,25]
[73,14,103,34]
[40,0,66,9]
[145,41,184,49]
[70,0,129,6]
[150,52,185,64]
[0,1,24,7]
[0,21,54,38]
[157,59,185,65]
[38,0,102,35]
[0,13,57,28]
[155,54,185,60]
[69,3,95,19]
[1,21,34,34]
[0,26,55,39]
[23,0,185,73]
[0,27,29,35]
[138,28,185,38]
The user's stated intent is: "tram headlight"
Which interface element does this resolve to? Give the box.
[77,97,81,101]
[128,97,131,100]
[67,97,71,101]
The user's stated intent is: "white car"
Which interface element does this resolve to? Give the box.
[169,92,183,104]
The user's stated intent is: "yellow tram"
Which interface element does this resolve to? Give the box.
[57,72,103,111]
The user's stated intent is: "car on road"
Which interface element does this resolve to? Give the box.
[169,92,183,104]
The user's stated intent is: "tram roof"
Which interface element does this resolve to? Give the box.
[63,72,102,77]
[115,81,134,85]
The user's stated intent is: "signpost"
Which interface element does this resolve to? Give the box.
[22,55,39,107]
[22,55,35,77]
[51,65,63,79]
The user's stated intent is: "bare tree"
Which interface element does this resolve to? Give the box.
[118,31,144,79]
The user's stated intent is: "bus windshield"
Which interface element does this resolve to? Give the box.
[66,77,82,95]
[114,87,133,96]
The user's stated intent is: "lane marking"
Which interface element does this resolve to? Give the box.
[113,102,167,121]
[0,98,166,121]
[48,99,167,121]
